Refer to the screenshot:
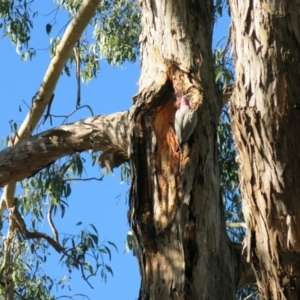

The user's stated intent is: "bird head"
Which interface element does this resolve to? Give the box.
[180,95,190,107]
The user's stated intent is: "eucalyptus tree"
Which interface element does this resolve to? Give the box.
[1,0,299,299]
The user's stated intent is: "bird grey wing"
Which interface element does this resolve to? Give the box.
[175,109,183,143]
[181,110,198,142]
[190,110,198,127]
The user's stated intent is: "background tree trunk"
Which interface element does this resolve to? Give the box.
[229,0,300,299]
[128,1,237,299]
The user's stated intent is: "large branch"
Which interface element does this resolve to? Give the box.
[1,0,100,213]
[0,111,129,186]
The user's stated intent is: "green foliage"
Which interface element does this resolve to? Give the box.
[120,163,131,184]
[236,286,258,300]
[46,0,141,82]
[218,107,245,242]
[213,38,256,300]
[18,157,79,222]
[56,0,141,66]
[57,0,140,81]
[0,240,55,299]
[60,223,117,285]
[0,151,115,298]
[213,0,224,17]
[0,120,117,298]
[0,0,252,298]
[213,0,231,19]
[0,0,140,82]
[93,0,140,65]
[0,221,117,298]
[88,150,100,166]
[214,47,234,89]
[213,43,244,243]
[0,0,36,50]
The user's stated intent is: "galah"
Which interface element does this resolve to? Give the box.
[175,96,198,151]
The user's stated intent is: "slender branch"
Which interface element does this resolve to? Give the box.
[16,0,101,141]
[10,206,65,253]
[0,0,100,227]
[56,294,90,300]
[47,202,59,243]
[0,6,102,292]
[226,222,247,229]
[74,43,81,108]
[47,158,76,243]
[60,251,94,288]
[49,104,94,121]
[65,176,104,182]
[243,292,258,300]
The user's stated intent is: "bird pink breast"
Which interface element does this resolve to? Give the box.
[180,96,190,107]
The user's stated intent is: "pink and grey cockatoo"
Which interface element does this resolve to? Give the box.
[175,96,198,151]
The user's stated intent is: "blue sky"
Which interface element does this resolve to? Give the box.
[0,3,230,299]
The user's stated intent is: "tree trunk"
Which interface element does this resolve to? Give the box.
[229,0,300,299]
[129,1,237,298]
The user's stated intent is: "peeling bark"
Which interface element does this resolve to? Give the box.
[0,0,263,297]
[229,0,300,298]
[0,112,129,186]
[128,0,238,299]
[0,98,255,296]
